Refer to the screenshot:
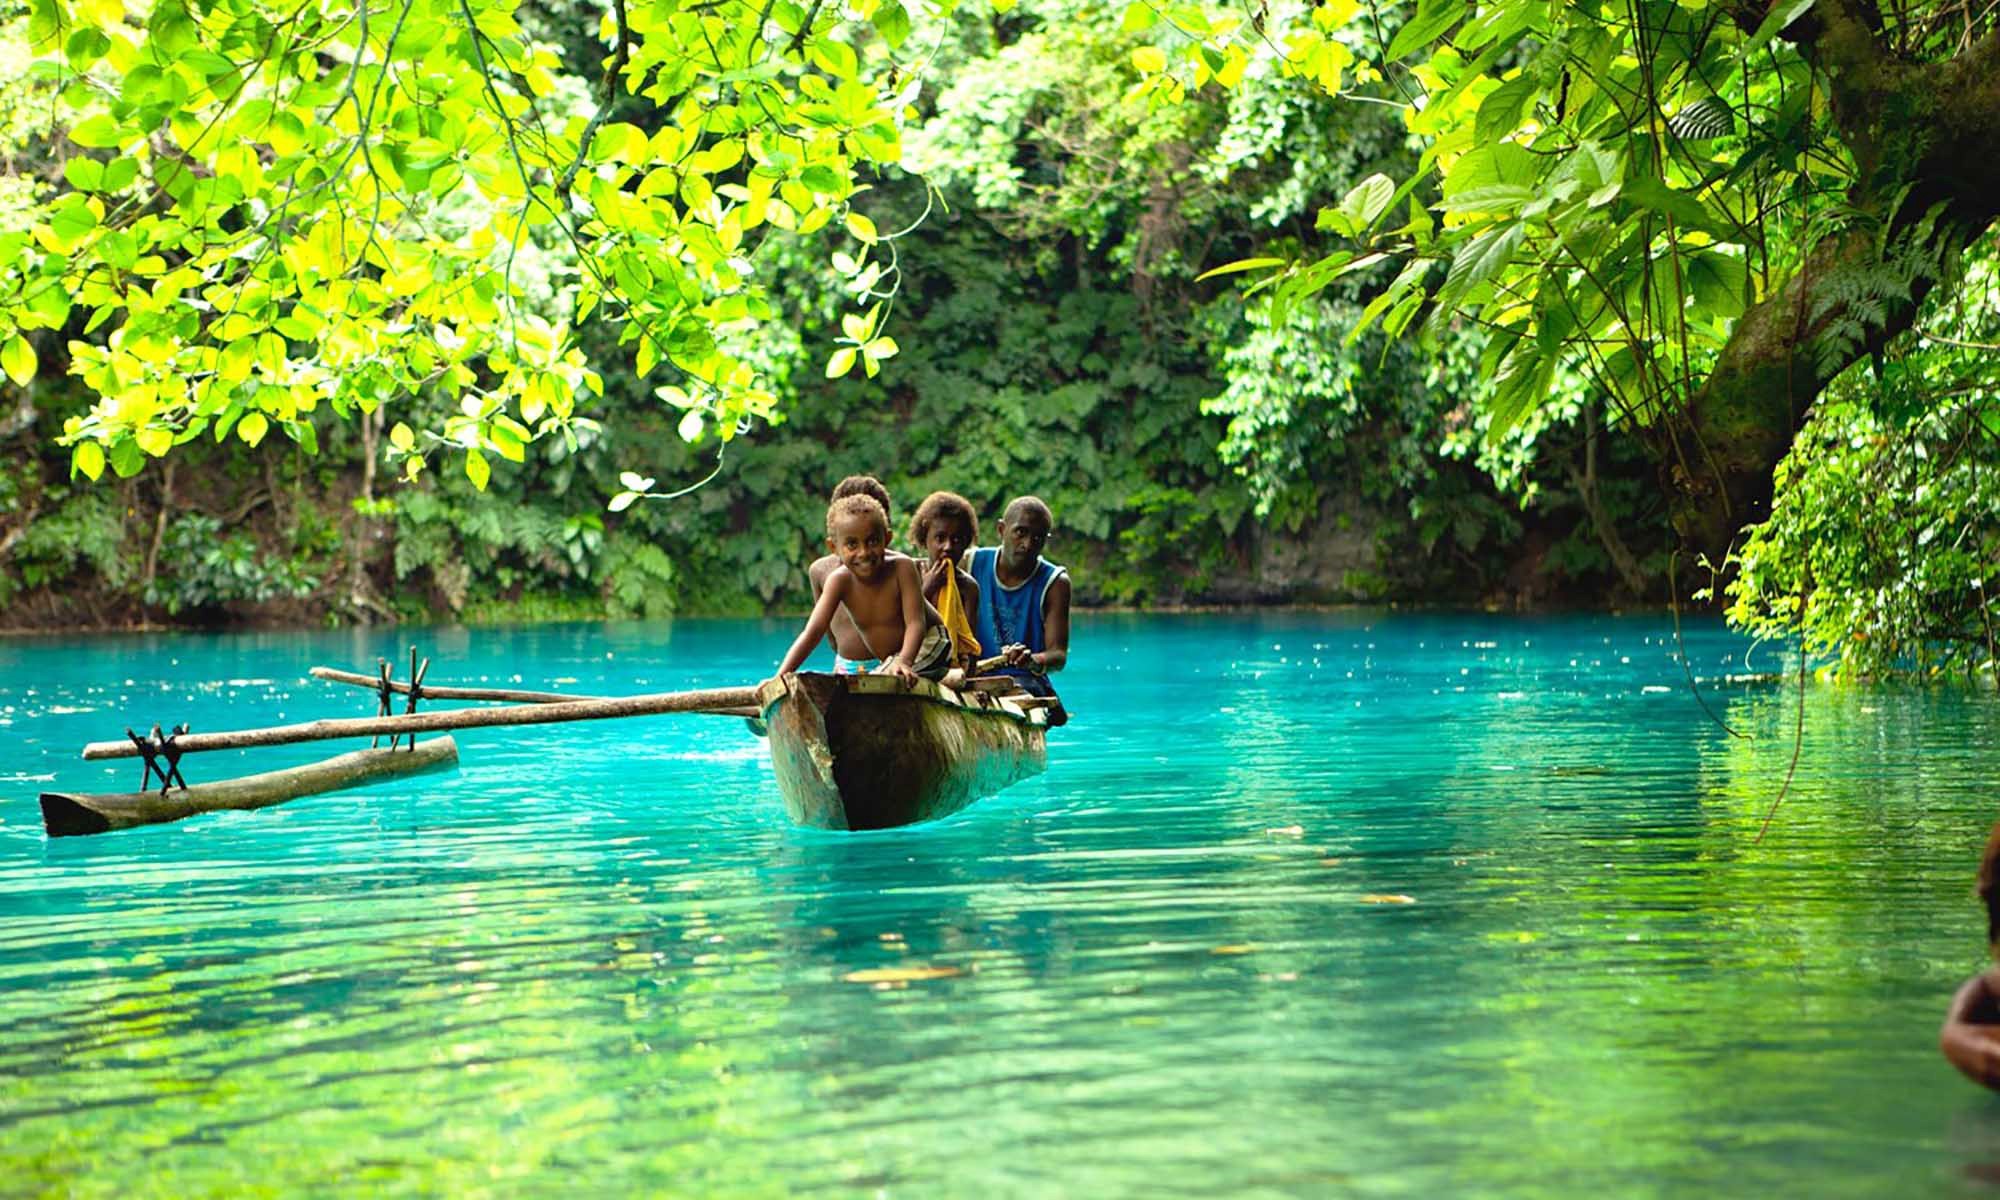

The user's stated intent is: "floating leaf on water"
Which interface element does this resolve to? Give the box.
[1210,944,1259,955]
[1360,894,1416,905]
[842,965,962,984]
[1266,825,1304,837]
[1319,857,1343,867]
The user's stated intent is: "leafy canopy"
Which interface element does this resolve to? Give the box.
[8,0,943,492]
[1134,1,2000,483]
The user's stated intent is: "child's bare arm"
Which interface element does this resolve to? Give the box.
[776,571,847,675]
[887,559,926,682]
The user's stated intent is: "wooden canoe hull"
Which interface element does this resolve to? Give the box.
[759,674,1047,830]
[40,736,460,838]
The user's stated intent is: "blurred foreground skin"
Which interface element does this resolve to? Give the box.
[1940,824,2000,1088]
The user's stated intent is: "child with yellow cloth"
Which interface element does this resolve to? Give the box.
[908,491,984,670]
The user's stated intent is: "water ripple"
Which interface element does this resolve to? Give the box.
[0,615,1995,1196]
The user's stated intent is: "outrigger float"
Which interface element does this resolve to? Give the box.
[37,651,1058,838]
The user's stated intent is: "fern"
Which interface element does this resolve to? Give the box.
[1809,206,1950,378]
[13,490,130,590]
[603,535,676,620]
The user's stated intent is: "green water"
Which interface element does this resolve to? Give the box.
[2,613,1997,1197]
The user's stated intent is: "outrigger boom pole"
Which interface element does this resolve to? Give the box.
[80,685,763,761]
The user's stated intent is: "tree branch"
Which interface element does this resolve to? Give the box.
[551,0,635,202]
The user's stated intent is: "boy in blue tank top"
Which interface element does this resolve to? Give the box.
[967,496,1070,701]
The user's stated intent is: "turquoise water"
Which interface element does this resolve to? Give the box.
[2,612,1998,1196]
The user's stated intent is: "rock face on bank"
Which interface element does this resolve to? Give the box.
[1204,496,1386,605]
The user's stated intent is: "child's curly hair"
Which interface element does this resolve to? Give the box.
[830,475,893,523]
[826,493,889,536]
[908,491,979,551]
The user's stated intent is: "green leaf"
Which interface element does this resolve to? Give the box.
[1341,173,1397,231]
[46,195,99,247]
[1121,3,1158,32]
[1686,250,1749,320]
[826,346,858,377]
[67,114,127,148]
[1348,259,1431,345]
[64,26,110,66]
[871,2,911,48]
[135,426,173,456]
[1427,223,1525,334]
[1668,96,1735,141]
[1,335,34,386]
[1196,256,1286,282]
[1132,45,1167,73]
[1443,142,1537,196]
[62,157,104,191]
[237,411,269,447]
[489,422,527,462]
[1386,0,1468,60]
[1620,176,1728,237]
[677,410,704,441]
[1742,0,1814,56]
[1486,347,1554,442]
[811,38,858,79]
[108,437,144,478]
[1437,185,1534,214]
[608,490,640,513]
[71,440,105,481]
[1475,74,1536,145]
[464,448,490,491]
[800,164,846,195]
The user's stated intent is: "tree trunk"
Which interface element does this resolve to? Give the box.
[1570,404,1651,597]
[142,461,175,593]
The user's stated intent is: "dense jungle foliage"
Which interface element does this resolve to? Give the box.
[0,0,1996,683]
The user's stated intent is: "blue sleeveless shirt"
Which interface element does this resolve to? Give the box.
[968,547,1067,662]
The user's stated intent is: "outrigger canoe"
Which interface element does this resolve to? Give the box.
[40,654,1055,838]
[758,672,1050,830]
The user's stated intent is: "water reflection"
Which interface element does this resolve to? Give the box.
[1,615,1996,1194]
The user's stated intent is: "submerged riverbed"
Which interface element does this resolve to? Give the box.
[1,613,1997,1196]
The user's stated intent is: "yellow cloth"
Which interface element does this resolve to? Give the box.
[935,564,982,661]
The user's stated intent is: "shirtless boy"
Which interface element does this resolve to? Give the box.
[775,495,949,684]
[808,476,911,663]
